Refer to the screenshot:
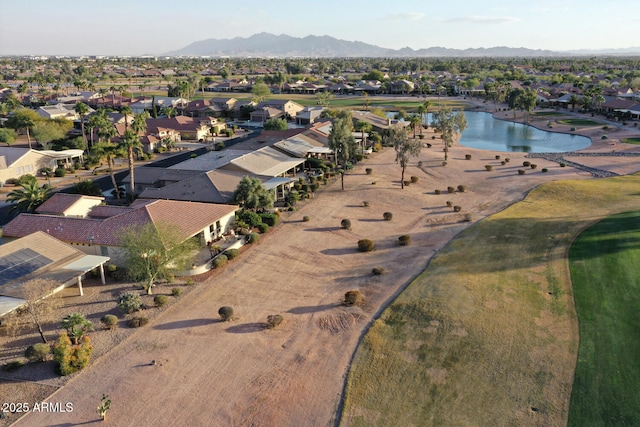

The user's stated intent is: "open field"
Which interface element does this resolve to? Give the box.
[568,211,640,426]
[5,102,640,426]
[558,119,602,126]
[340,175,640,426]
[622,137,640,144]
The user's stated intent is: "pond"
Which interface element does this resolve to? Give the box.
[457,111,591,153]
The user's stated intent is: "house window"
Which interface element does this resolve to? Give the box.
[100,246,108,256]
[209,224,215,233]
[216,220,221,230]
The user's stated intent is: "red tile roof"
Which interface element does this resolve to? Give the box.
[36,193,104,215]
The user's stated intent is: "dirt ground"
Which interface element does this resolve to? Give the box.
[4,104,640,426]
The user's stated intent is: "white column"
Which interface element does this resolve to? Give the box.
[99,264,106,285]
[77,276,83,296]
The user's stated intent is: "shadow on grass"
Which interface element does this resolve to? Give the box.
[153,318,217,330]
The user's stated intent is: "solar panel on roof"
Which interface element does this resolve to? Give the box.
[0,248,52,285]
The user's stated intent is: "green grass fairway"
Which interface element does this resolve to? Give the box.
[533,111,566,116]
[340,175,640,427]
[558,119,601,126]
[568,211,640,426]
[622,138,640,145]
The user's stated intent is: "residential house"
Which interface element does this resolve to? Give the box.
[0,231,111,317]
[0,148,58,185]
[37,103,92,120]
[36,193,104,217]
[1,198,239,264]
[145,116,215,141]
[255,100,305,119]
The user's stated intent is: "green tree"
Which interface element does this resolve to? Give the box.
[67,179,102,196]
[263,117,288,131]
[316,91,334,108]
[160,106,176,118]
[354,120,372,152]
[118,222,199,294]
[431,107,468,161]
[6,108,40,149]
[60,312,94,345]
[409,114,422,138]
[121,111,148,199]
[0,128,17,146]
[32,120,66,146]
[8,180,53,215]
[328,114,356,191]
[54,332,93,376]
[388,125,422,189]
[15,279,61,344]
[251,82,271,103]
[74,101,90,146]
[90,109,123,199]
[569,94,580,110]
[232,176,274,211]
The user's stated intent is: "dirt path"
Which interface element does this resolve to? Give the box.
[12,117,640,426]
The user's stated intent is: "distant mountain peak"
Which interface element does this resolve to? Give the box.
[164,33,639,57]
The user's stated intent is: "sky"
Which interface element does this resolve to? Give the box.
[1,0,639,56]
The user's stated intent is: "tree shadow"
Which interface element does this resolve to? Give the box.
[320,247,355,256]
[287,303,337,314]
[50,421,101,427]
[153,318,217,330]
[225,322,266,334]
[304,227,341,232]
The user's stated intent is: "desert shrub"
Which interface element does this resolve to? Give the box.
[106,264,117,276]
[185,278,194,286]
[485,165,493,171]
[453,205,462,212]
[212,254,228,268]
[465,154,472,160]
[504,158,510,163]
[54,167,66,177]
[127,317,149,328]
[365,168,373,175]
[570,127,576,131]
[403,180,411,186]
[410,176,419,183]
[383,212,393,221]
[362,200,370,207]
[117,292,142,314]
[344,290,364,306]
[447,186,455,193]
[341,219,351,230]
[3,360,26,371]
[218,306,234,321]
[464,213,473,222]
[495,155,501,160]
[238,210,263,227]
[259,213,279,227]
[224,248,239,260]
[442,161,447,166]
[542,168,549,173]
[435,189,441,195]
[255,223,269,234]
[245,233,260,244]
[172,288,182,297]
[530,164,538,169]
[54,332,93,376]
[372,267,385,275]
[560,162,566,167]
[266,314,283,329]
[601,135,608,140]
[457,185,467,192]
[25,343,51,362]
[523,161,531,167]
[398,235,411,246]
[603,125,609,130]
[501,161,506,165]
[100,314,118,329]
[446,200,453,207]
[302,215,310,222]
[154,295,168,307]
[518,169,526,175]
[357,239,375,252]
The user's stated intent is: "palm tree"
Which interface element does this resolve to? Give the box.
[60,313,94,345]
[569,94,580,110]
[120,112,148,199]
[354,120,372,152]
[8,180,53,215]
[74,102,90,147]
[7,109,38,149]
[121,105,132,132]
[409,114,421,138]
[161,106,176,118]
[91,109,123,199]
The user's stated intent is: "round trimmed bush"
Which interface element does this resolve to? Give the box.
[457,185,467,192]
[398,235,411,246]
[365,168,373,175]
[344,290,364,306]
[560,162,566,167]
[442,161,447,167]
[245,233,260,244]
[117,291,142,314]
[523,161,531,167]
[266,314,283,329]
[504,158,511,163]
[465,154,472,160]
[357,239,375,252]
[518,169,526,175]
[447,186,455,193]
[403,180,411,186]
[341,219,351,230]
[100,314,118,329]
[501,161,506,165]
[362,201,370,207]
[218,306,234,321]
[224,248,239,260]
[256,223,269,233]
[25,343,51,362]
[453,205,462,212]
[127,317,149,328]
[372,267,385,275]
[464,213,473,222]
[54,167,66,177]
[383,212,393,221]
[570,127,576,131]
[212,254,228,269]
[154,295,168,307]
[495,155,501,160]
[410,176,419,183]
[172,288,182,297]
[530,164,537,169]
[601,135,608,140]
[302,215,310,222]
[541,168,548,173]
[435,189,441,195]
[485,165,493,171]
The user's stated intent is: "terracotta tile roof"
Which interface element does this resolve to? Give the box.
[36,193,104,215]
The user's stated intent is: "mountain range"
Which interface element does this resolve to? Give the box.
[165,32,640,58]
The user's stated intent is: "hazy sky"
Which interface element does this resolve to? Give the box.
[1,0,638,56]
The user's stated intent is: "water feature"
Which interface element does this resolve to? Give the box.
[458,111,591,153]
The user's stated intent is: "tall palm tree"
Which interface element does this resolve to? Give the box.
[8,180,53,215]
[160,106,176,118]
[120,105,132,132]
[120,111,148,199]
[74,102,90,147]
[91,109,123,199]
